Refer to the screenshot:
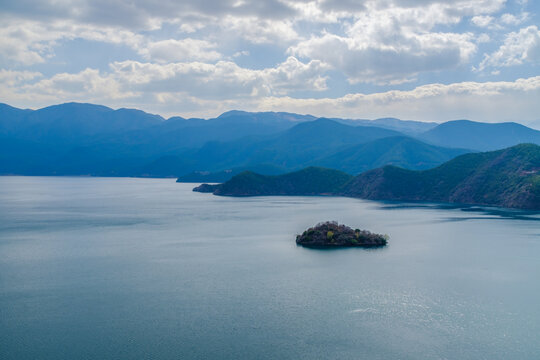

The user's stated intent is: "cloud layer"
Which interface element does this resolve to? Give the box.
[0,0,539,123]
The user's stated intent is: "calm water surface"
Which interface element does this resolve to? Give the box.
[1,176,539,359]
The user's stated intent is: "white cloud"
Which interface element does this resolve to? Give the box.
[290,30,476,84]
[0,69,42,86]
[0,0,299,31]
[233,50,250,57]
[179,22,206,34]
[471,15,494,28]
[156,75,540,122]
[261,56,329,94]
[20,68,128,101]
[109,57,328,98]
[0,19,145,65]
[477,33,491,43]
[0,0,538,125]
[500,12,529,26]
[0,57,328,107]
[142,39,222,63]
[252,76,540,123]
[478,25,540,70]
[3,62,539,124]
[220,16,299,44]
[286,1,499,84]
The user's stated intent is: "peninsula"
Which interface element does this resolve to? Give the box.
[193,167,353,196]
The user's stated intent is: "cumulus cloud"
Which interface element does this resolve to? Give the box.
[142,39,222,63]
[500,12,529,26]
[0,69,42,86]
[471,15,495,28]
[0,0,538,124]
[253,76,540,123]
[287,1,507,84]
[17,68,128,102]
[3,61,539,123]
[478,25,540,70]
[0,0,299,30]
[471,12,529,30]
[290,22,476,84]
[0,1,302,63]
[0,19,145,65]
[220,16,299,44]
[110,57,328,97]
[0,56,328,107]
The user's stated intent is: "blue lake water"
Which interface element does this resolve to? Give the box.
[1,176,539,359]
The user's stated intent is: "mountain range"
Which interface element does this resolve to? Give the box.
[1,102,540,179]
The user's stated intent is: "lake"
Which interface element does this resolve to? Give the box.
[1,176,539,359]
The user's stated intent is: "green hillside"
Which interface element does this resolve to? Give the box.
[196,144,540,209]
[194,167,353,196]
[342,143,540,209]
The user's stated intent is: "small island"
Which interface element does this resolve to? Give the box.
[296,221,388,248]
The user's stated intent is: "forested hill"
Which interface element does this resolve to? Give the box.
[193,167,353,196]
[195,144,540,210]
[342,143,540,210]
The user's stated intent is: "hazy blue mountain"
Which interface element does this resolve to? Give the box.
[420,120,540,151]
[177,164,287,183]
[0,103,32,122]
[178,134,472,181]
[161,119,403,175]
[0,102,164,143]
[217,110,317,124]
[311,136,471,175]
[242,119,403,167]
[89,110,306,158]
[338,117,437,135]
[0,103,310,175]
[5,102,537,179]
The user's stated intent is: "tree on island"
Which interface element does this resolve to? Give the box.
[296,221,388,247]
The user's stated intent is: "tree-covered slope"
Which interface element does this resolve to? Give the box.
[194,167,353,196]
[342,143,540,209]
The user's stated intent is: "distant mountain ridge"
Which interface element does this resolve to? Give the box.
[419,120,540,151]
[195,144,540,210]
[173,121,466,179]
[337,117,437,135]
[1,102,539,178]
[310,136,471,175]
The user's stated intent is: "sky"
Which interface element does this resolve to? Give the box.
[0,0,539,125]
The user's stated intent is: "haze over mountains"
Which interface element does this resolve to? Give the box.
[1,102,540,179]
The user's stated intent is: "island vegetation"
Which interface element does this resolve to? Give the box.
[296,221,388,248]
